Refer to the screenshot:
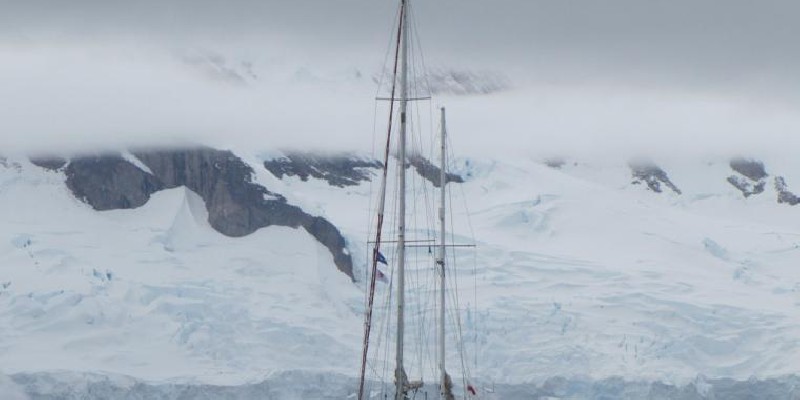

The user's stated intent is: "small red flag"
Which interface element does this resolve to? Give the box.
[467,384,477,395]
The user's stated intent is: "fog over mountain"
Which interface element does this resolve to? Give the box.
[2,0,799,155]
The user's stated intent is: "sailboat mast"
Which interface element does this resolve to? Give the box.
[395,0,409,398]
[356,2,406,398]
[438,107,448,399]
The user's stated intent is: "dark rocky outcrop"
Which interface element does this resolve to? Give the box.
[629,161,682,194]
[264,152,381,187]
[730,157,768,181]
[544,158,566,169]
[727,175,765,198]
[65,154,163,210]
[727,157,767,198]
[65,148,354,280]
[134,148,353,279]
[408,154,464,188]
[265,151,465,189]
[726,158,800,205]
[775,176,800,205]
[29,155,68,171]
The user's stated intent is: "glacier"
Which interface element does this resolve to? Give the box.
[1,150,799,399]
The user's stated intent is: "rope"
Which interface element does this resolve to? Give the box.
[358,4,405,398]
[449,138,482,382]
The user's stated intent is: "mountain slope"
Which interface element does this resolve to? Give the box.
[1,149,799,397]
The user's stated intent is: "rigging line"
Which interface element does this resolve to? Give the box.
[404,30,436,379]
[440,137,474,391]
[409,30,436,253]
[446,185,474,397]
[421,113,437,244]
[445,184,462,323]
[407,35,436,252]
[374,179,400,391]
[445,273,469,398]
[365,107,377,297]
[376,252,396,390]
[369,264,392,397]
[370,268,392,377]
[365,4,403,391]
[446,134,481,376]
[380,109,407,390]
[383,246,397,388]
[380,154,401,383]
[402,57,417,377]
[410,155,434,380]
[415,228,436,378]
[416,90,436,242]
[366,2,401,291]
[418,148,438,374]
[418,97,444,385]
[421,249,437,378]
[368,213,396,389]
[358,4,406,399]
[425,117,447,381]
[415,154,437,379]
[364,65,385,298]
[375,5,403,99]
[410,5,434,103]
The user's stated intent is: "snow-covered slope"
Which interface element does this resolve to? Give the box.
[1,150,799,398]
[456,155,800,382]
[0,157,361,384]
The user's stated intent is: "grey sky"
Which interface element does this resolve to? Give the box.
[5,1,797,82]
[1,0,799,155]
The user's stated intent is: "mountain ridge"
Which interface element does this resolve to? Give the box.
[1,146,799,395]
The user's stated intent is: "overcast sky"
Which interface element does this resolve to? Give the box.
[2,0,799,157]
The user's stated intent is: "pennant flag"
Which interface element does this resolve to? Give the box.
[467,384,477,395]
[376,269,388,283]
[376,251,388,265]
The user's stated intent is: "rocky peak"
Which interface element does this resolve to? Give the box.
[264,151,464,189]
[730,157,768,181]
[726,157,767,198]
[774,176,800,206]
[628,160,682,194]
[264,152,381,188]
[407,154,465,188]
[64,148,354,280]
[29,156,67,171]
[543,158,566,169]
[66,154,163,210]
